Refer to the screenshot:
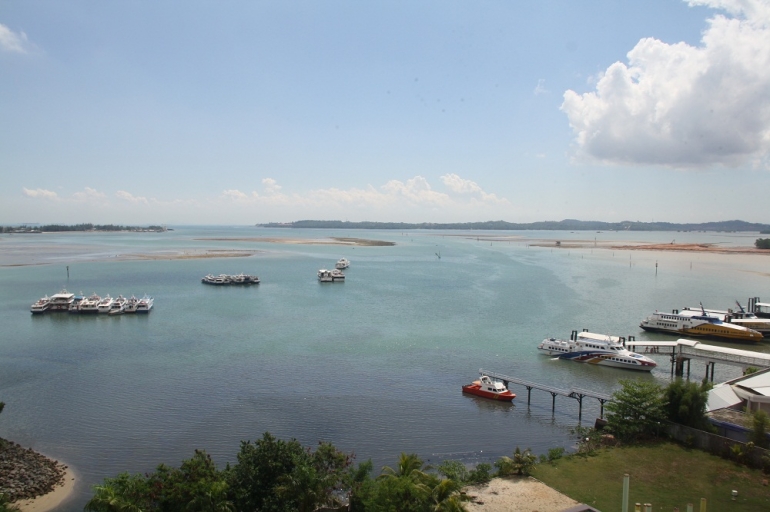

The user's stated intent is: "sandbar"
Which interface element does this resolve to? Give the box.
[463,476,579,511]
[194,237,395,246]
[13,466,76,512]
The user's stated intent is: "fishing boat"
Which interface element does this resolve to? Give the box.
[640,306,762,342]
[462,375,516,401]
[136,295,154,314]
[538,330,657,371]
[335,258,350,269]
[30,296,50,314]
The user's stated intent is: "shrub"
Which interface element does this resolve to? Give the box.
[495,447,537,476]
[750,410,770,449]
[756,238,770,249]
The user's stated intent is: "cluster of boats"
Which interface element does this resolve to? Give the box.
[317,258,350,282]
[639,300,770,342]
[30,290,154,315]
[201,273,260,285]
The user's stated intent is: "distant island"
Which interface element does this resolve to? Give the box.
[258,219,770,232]
[1,223,169,233]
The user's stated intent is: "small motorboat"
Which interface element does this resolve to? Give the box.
[336,258,350,269]
[462,375,516,401]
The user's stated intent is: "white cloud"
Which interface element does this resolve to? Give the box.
[0,23,31,53]
[561,0,770,169]
[22,187,58,200]
[440,173,508,204]
[116,190,149,204]
[262,178,282,194]
[222,189,250,201]
[72,187,106,202]
[534,79,549,95]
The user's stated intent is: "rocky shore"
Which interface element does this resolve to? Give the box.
[0,440,67,503]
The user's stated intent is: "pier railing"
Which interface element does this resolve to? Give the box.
[479,369,612,419]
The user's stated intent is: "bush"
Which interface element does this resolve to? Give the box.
[605,379,667,442]
[750,410,770,449]
[467,463,492,484]
[756,238,770,249]
[495,447,538,476]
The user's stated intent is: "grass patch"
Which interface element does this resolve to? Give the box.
[532,441,770,510]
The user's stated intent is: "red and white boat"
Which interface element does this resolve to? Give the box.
[462,375,516,401]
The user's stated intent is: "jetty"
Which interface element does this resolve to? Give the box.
[626,339,770,381]
[479,368,612,419]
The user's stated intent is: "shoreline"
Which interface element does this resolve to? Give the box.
[13,466,76,512]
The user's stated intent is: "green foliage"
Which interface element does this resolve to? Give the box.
[749,410,770,449]
[744,367,760,375]
[494,447,538,476]
[0,494,19,512]
[227,433,353,512]
[756,238,770,249]
[570,426,603,456]
[664,378,713,430]
[466,463,492,484]
[84,472,153,512]
[546,447,565,463]
[605,379,667,443]
[436,461,492,485]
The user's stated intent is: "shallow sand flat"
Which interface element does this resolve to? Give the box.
[464,477,579,512]
[14,466,76,512]
[194,236,395,246]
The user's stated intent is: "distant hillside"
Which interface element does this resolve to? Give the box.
[258,219,770,232]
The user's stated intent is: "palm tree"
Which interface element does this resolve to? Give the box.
[185,481,234,512]
[379,453,430,481]
[83,484,143,512]
[430,479,468,512]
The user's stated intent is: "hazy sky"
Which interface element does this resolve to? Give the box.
[2,0,769,225]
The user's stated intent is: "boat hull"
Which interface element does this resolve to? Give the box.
[461,384,515,401]
[540,348,655,371]
[640,323,762,342]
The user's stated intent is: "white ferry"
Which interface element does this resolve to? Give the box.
[336,258,350,269]
[97,295,115,313]
[681,303,770,337]
[48,290,75,311]
[538,330,657,371]
[79,293,101,314]
[640,307,762,342]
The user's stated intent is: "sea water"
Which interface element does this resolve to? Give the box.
[0,227,768,511]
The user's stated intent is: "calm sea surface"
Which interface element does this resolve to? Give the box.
[0,227,768,510]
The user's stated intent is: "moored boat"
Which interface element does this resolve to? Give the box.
[683,302,770,337]
[79,293,101,314]
[97,295,114,313]
[108,295,128,315]
[318,269,334,282]
[640,307,762,342]
[136,295,154,314]
[538,330,657,371]
[123,296,139,314]
[48,289,75,311]
[336,258,350,269]
[462,375,516,401]
[30,296,51,314]
[330,269,345,281]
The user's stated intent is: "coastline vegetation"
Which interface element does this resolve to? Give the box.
[1,224,167,233]
[756,238,770,249]
[259,219,770,232]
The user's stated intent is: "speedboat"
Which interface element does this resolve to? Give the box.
[30,296,50,314]
[335,258,350,269]
[48,289,75,311]
[538,330,657,371]
[462,375,516,401]
[330,269,345,281]
[97,295,114,313]
[640,306,762,342]
[318,269,334,282]
[136,295,154,314]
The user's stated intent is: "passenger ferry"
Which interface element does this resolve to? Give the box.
[79,293,101,314]
[30,296,50,314]
[640,307,762,342]
[136,295,154,314]
[538,330,657,371]
[681,303,770,337]
[48,290,75,311]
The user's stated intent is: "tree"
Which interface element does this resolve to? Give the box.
[755,238,770,249]
[605,379,667,442]
[84,473,152,512]
[664,378,713,430]
[750,410,770,449]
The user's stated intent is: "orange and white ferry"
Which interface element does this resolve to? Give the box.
[462,375,516,401]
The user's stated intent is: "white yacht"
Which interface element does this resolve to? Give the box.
[336,258,350,269]
[30,296,50,314]
[108,295,128,315]
[330,269,345,281]
[123,296,139,314]
[97,295,115,313]
[640,307,762,342]
[136,295,154,314]
[79,293,101,314]
[538,330,657,371]
[318,269,334,282]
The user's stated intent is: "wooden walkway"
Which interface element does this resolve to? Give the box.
[478,368,612,419]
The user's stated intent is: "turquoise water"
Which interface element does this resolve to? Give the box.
[0,227,768,510]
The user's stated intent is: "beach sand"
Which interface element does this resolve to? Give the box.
[13,466,76,512]
[464,477,580,511]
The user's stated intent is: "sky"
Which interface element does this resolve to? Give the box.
[2,0,770,225]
